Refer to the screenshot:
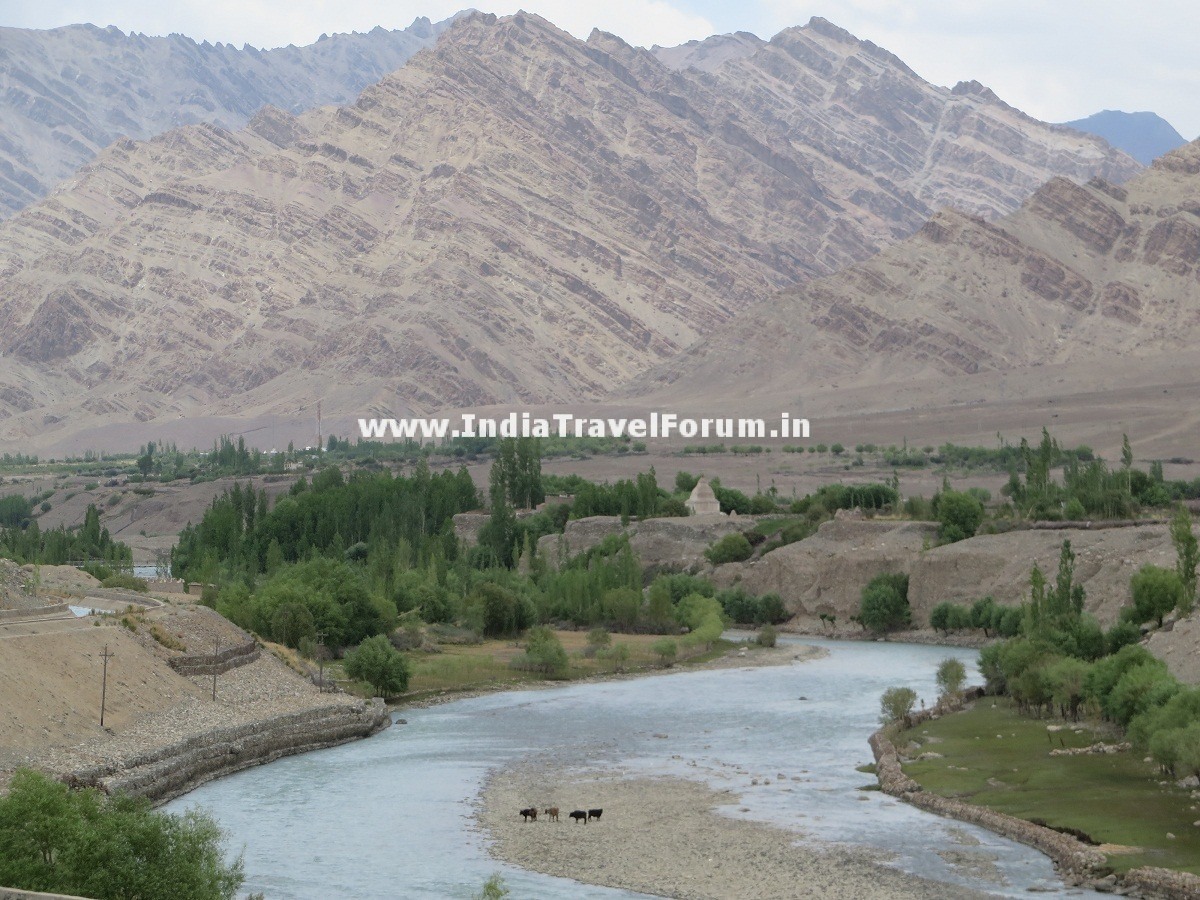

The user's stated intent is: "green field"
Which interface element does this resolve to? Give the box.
[317,631,737,702]
[903,700,1200,874]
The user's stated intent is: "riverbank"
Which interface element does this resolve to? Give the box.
[871,697,1200,899]
[28,652,390,805]
[397,640,827,710]
[0,602,390,805]
[480,761,991,900]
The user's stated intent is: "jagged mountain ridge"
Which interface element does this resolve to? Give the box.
[0,13,1139,447]
[0,14,463,218]
[633,140,1200,410]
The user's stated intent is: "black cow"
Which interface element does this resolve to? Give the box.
[519,807,538,822]
[587,808,603,822]
[569,809,587,823]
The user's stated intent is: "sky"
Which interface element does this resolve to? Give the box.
[4,1,1197,139]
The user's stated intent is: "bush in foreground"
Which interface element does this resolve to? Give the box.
[0,769,243,899]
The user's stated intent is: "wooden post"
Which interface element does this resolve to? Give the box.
[99,644,114,726]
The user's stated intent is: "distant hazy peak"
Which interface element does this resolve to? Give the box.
[652,30,765,72]
[0,12,467,218]
[1062,110,1188,165]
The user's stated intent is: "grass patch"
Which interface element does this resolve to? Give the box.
[903,699,1200,874]
[390,632,736,700]
[148,623,186,652]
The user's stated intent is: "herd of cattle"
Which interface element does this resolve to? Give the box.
[518,806,602,823]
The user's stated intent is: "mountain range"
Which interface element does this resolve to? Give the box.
[0,14,461,218]
[633,137,1200,447]
[0,12,1152,450]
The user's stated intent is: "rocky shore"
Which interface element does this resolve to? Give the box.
[481,761,991,900]
[13,652,390,806]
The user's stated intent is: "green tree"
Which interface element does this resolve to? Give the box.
[936,658,967,698]
[879,686,918,724]
[1121,432,1134,494]
[0,769,243,899]
[1127,564,1185,628]
[1171,505,1198,613]
[344,634,411,698]
[644,578,675,633]
[859,573,911,634]
[1045,657,1090,720]
[936,490,985,543]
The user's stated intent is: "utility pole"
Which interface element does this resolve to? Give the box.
[212,636,220,701]
[99,644,114,726]
[316,630,326,693]
[317,399,322,454]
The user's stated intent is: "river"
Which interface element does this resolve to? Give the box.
[166,638,1098,898]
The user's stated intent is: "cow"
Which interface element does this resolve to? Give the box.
[569,809,587,823]
[543,806,560,822]
[519,807,538,822]
[587,808,603,822]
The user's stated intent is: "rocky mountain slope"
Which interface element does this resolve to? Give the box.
[0,14,460,218]
[0,13,1139,448]
[635,139,1200,417]
[1063,110,1188,165]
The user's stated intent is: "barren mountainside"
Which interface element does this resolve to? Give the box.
[0,12,1140,447]
[0,15,460,217]
[635,140,1200,412]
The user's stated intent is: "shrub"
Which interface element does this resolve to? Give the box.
[586,628,611,650]
[511,627,568,677]
[0,769,244,899]
[148,624,186,652]
[756,624,777,647]
[100,573,149,592]
[651,638,677,667]
[475,874,511,900]
[879,686,918,724]
[704,533,753,565]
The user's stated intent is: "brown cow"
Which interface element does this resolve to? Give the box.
[519,807,538,822]
[543,807,560,822]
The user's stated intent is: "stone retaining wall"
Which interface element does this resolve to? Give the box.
[871,700,1200,898]
[65,699,390,805]
[166,640,260,677]
[0,603,70,621]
